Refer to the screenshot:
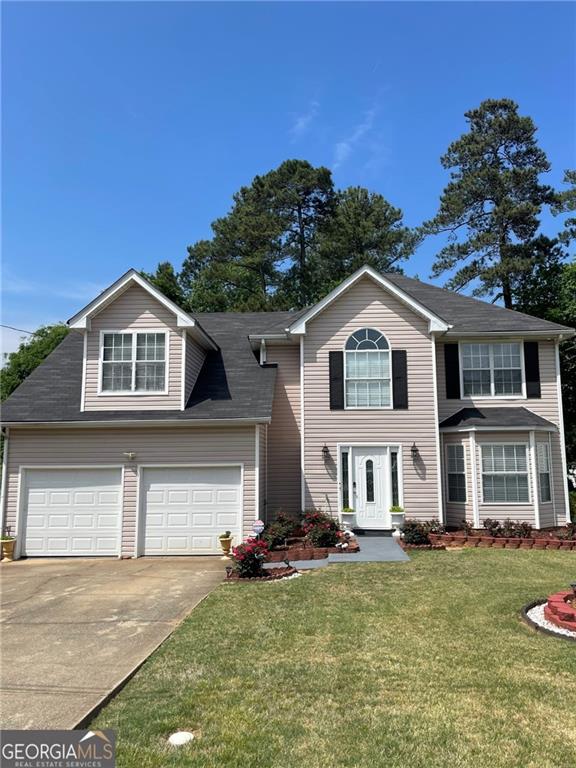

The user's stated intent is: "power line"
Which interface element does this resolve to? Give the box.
[0,324,33,335]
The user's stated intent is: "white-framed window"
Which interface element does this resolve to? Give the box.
[537,443,552,503]
[100,331,168,394]
[446,444,466,503]
[461,342,524,398]
[344,328,391,408]
[481,444,529,504]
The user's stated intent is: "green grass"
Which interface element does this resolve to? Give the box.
[93,551,576,768]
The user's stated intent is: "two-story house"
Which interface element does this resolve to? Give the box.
[1,265,573,559]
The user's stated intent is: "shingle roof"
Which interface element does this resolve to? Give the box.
[439,407,557,431]
[2,268,572,425]
[0,311,300,424]
[384,274,573,334]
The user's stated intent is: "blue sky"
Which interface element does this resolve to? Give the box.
[2,1,575,354]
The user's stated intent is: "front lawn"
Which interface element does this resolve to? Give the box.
[93,551,576,768]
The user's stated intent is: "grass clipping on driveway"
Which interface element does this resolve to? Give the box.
[93,550,576,768]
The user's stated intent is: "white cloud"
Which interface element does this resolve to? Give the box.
[332,107,377,171]
[289,100,320,141]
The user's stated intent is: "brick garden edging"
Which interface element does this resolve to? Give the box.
[521,599,576,643]
[544,590,576,631]
[267,541,360,562]
[431,534,574,551]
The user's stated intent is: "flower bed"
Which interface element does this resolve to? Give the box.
[267,539,360,562]
[399,541,445,551]
[225,566,299,582]
[431,533,574,551]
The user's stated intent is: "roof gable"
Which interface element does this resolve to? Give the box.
[286,265,451,335]
[67,269,218,349]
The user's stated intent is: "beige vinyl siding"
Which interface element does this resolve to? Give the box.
[185,334,206,405]
[84,284,182,410]
[437,339,565,525]
[5,426,256,557]
[303,276,439,521]
[442,433,473,528]
[266,345,301,518]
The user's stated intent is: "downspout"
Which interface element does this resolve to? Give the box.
[0,427,9,535]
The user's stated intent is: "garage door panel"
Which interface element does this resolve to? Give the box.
[22,469,122,557]
[142,467,242,555]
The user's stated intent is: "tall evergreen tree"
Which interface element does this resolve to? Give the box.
[423,99,555,307]
[318,186,418,293]
[142,262,185,306]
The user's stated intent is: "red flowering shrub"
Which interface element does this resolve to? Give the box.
[231,537,270,577]
[302,510,340,547]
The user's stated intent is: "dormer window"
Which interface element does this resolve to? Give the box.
[344,328,391,408]
[100,331,167,394]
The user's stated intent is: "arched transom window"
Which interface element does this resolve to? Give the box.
[345,328,391,408]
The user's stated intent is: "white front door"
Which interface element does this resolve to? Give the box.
[141,466,242,555]
[352,448,390,529]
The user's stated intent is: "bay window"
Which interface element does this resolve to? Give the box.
[461,343,523,397]
[101,331,167,393]
[481,444,529,503]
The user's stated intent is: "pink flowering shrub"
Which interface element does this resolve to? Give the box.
[231,537,270,577]
[302,510,340,547]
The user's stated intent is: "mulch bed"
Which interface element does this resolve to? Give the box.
[225,566,299,582]
[267,540,360,562]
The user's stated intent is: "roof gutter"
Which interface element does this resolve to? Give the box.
[440,424,557,433]
[443,329,575,340]
[1,417,272,429]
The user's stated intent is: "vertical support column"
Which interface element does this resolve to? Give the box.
[529,431,541,530]
[431,335,444,523]
[470,431,480,528]
[555,341,571,523]
[300,335,305,512]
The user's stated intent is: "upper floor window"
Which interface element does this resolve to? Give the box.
[461,342,523,397]
[344,328,390,408]
[101,331,167,394]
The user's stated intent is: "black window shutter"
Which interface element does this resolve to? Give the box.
[329,351,344,410]
[444,344,461,399]
[524,341,541,398]
[392,350,408,409]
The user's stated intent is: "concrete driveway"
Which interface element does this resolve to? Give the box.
[0,556,225,729]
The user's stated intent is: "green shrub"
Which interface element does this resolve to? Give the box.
[302,510,340,548]
[483,518,533,538]
[263,512,302,548]
[231,538,270,578]
[402,520,431,545]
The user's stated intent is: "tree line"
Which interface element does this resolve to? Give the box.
[1,98,575,464]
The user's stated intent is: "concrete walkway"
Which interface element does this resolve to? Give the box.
[264,535,409,570]
[0,557,225,729]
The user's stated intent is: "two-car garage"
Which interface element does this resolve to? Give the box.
[18,465,243,558]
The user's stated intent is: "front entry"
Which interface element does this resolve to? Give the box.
[352,447,391,529]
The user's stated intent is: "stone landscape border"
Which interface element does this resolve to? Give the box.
[521,599,576,643]
[430,534,574,550]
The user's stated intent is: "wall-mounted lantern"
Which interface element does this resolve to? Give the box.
[410,442,419,460]
[123,451,137,461]
[322,444,331,461]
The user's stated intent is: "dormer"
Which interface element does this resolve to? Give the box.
[68,269,217,411]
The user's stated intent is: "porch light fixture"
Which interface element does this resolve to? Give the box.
[123,451,137,461]
[322,444,330,460]
[410,442,419,460]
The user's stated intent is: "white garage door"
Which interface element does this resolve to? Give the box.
[22,468,122,557]
[142,466,242,555]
